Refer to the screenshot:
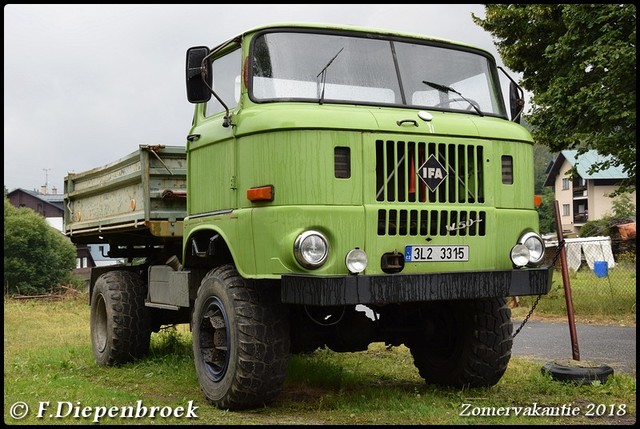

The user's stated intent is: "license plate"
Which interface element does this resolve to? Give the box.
[404,245,469,262]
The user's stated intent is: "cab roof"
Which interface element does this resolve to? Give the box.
[221,22,494,59]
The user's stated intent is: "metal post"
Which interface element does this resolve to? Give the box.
[553,200,580,360]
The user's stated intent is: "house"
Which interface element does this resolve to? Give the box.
[544,150,636,235]
[6,187,122,268]
[7,186,64,223]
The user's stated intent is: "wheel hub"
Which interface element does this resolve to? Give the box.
[198,298,230,382]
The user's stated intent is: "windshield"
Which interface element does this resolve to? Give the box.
[250,30,506,117]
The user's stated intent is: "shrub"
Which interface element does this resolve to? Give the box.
[579,218,611,237]
[4,198,76,295]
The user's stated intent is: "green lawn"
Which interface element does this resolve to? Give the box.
[4,293,636,425]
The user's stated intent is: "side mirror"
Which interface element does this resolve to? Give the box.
[509,81,525,123]
[185,46,212,103]
[498,66,525,123]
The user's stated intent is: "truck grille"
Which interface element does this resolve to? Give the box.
[375,140,485,204]
[377,209,487,237]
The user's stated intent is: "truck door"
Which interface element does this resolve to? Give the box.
[187,48,242,215]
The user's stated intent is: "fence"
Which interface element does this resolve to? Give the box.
[521,237,636,320]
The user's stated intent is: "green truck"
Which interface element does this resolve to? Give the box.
[64,23,552,410]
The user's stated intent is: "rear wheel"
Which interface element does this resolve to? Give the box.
[406,298,512,387]
[192,265,290,410]
[90,270,151,366]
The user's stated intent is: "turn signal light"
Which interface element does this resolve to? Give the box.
[534,194,542,207]
[247,185,274,202]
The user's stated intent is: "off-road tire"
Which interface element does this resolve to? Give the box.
[407,298,512,388]
[192,264,290,410]
[90,270,152,366]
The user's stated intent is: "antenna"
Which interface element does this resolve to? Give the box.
[43,168,51,194]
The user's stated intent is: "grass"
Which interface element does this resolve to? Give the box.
[3,293,636,425]
[513,265,636,326]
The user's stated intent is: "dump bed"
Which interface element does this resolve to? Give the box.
[64,145,187,245]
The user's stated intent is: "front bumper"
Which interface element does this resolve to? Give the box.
[281,265,553,306]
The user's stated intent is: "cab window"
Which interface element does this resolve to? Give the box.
[205,49,241,117]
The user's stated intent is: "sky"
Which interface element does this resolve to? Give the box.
[4,4,513,194]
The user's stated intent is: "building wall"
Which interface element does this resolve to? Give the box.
[554,161,636,235]
[589,182,635,220]
[555,162,575,233]
[8,191,63,218]
[46,217,64,232]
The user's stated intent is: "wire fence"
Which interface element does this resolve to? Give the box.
[521,237,637,320]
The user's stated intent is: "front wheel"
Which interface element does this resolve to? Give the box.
[406,298,513,388]
[192,265,290,410]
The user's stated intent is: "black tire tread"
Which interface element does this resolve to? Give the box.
[91,270,151,366]
[194,265,289,410]
[410,298,512,388]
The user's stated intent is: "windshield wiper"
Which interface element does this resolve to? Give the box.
[422,80,483,116]
[316,47,344,105]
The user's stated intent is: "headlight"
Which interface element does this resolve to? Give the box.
[345,248,368,274]
[520,232,545,265]
[294,230,329,269]
[510,244,530,268]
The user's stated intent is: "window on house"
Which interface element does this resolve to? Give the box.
[562,204,570,216]
[562,178,570,190]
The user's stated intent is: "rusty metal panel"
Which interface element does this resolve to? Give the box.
[64,145,187,242]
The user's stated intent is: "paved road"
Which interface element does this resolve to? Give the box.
[511,319,636,375]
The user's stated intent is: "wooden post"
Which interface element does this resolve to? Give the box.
[553,200,580,361]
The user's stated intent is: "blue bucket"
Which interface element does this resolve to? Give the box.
[594,261,608,278]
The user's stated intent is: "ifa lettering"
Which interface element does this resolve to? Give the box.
[417,155,448,191]
[422,167,444,180]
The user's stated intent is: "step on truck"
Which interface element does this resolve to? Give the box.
[64,23,553,410]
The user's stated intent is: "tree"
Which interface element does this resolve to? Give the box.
[473,4,636,194]
[533,143,554,194]
[610,192,636,222]
[536,187,556,235]
[4,197,77,295]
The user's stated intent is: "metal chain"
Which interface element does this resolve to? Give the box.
[512,293,542,338]
[512,238,565,339]
[551,238,566,266]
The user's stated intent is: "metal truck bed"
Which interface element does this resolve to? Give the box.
[63,145,187,245]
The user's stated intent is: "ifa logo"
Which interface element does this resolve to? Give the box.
[417,154,448,191]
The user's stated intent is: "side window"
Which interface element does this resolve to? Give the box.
[205,49,242,117]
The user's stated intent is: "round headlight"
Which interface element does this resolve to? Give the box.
[510,244,530,268]
[521,232,545,265]
[294,230,329,269]
[345,248,368,274]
